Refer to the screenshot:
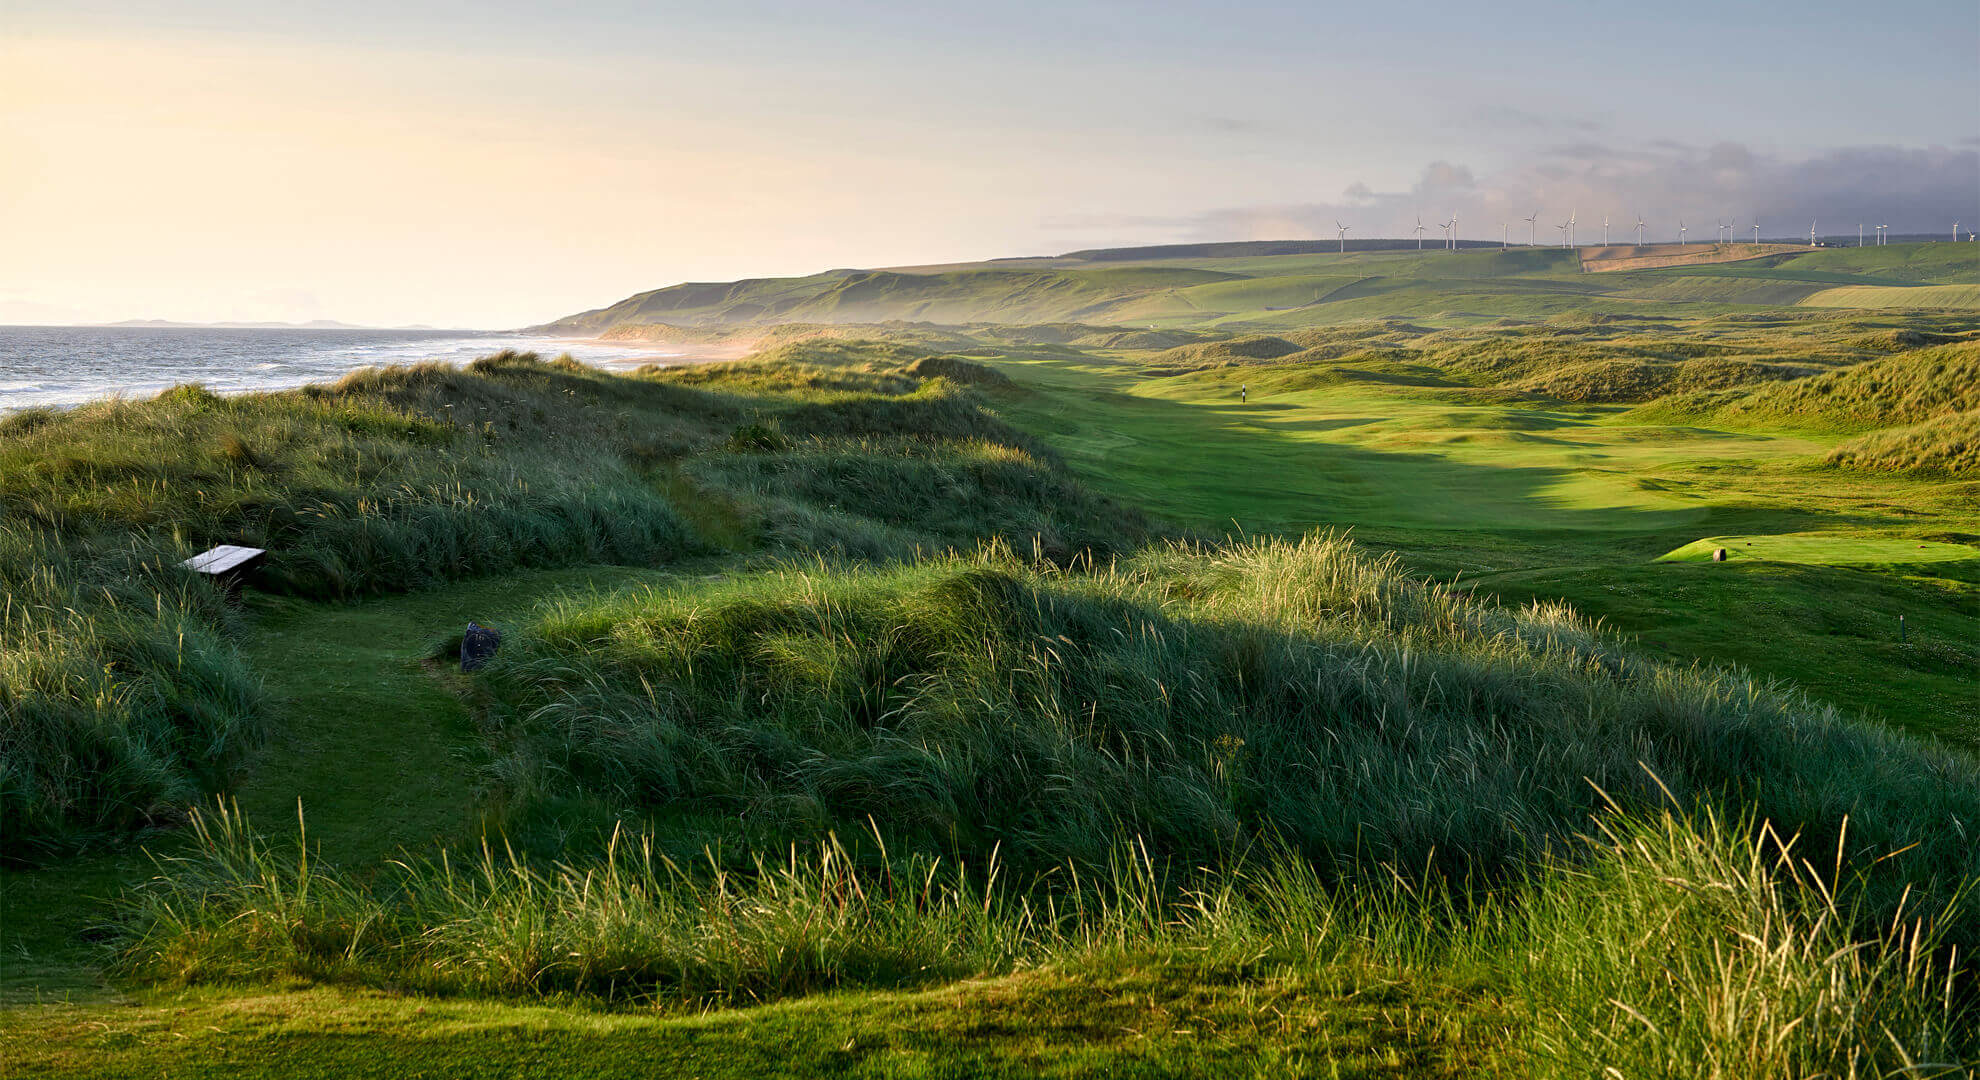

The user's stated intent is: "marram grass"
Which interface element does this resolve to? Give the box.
[117,799,1975,1077]
[479,532,1980,942]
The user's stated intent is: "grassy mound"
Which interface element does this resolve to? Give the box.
[1148,334,1304,367]
[1826,409,1980,476]
[1509,355,1812,403]
[1633,341,1980,431]
[476,535,1978,926]
[0,355,706,600]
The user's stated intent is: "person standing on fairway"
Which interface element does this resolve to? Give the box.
[1241,383,1247,404]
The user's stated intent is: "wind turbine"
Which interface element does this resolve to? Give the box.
[1602,214,1610,246]
[1679,218,1687,245]
[1858,224,1864,247]
[1634,215,1647,247]
[1809,220,1817,247]
[1727,217,1736,245]
[1878,223,1888,246]
[1335,221,1350,253]
[1414,214,1426,250]
[1449,213,1459,251]
[1568,209,1577,248]
[1440,218,1453,250]
[1716,219,1727,244]
[1500,222,1509,249]
[1751,222,1759,244]
[1555,220,1570,247]
[1524,210,1539,246]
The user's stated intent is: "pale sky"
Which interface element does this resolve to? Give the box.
[4,1,1976,328]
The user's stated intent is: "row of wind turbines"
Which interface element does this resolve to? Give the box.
[1322,212,1978,252]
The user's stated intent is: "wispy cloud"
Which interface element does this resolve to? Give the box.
[1465,105,1603,134]
[1190,114,1262,135]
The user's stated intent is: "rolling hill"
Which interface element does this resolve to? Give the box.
[537,241,1978,336]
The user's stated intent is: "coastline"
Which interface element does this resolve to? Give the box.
[0,328,756,413]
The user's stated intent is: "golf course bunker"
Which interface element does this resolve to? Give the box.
[1659,533,1980,566]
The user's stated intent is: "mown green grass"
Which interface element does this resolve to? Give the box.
[1,966,1505,1080]
[1659,533,1980,565]
[977,329,1978,746]
[1801,283,1980,309]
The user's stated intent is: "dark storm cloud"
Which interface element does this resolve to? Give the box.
[1161,142,1980,241]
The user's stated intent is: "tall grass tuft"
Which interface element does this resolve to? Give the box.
[118,800,1976,1073]
[0,523,259,859]
[1514,805,1974,1078]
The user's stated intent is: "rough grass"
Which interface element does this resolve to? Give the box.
[1826,409,1980,476]
[0,527,260,860]
[474,534,1980,942]
[2,347,1138,857]
[1119,309,1973,407]
[1633,340,1980,431]
[113,798,1976,1076]
[0,355,706,600]
[1507,355,1813,403]
[0,354,706,857]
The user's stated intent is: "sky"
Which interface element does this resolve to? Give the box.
[4,1,1976,328]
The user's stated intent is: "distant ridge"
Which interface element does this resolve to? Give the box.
[1058,238,1501,261]
[534,237,1974,336]
[100,319,457,330]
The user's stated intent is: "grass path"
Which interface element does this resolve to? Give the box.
[2,964,1501,1079]
[226,565,683,866]
[1,566,679,1006]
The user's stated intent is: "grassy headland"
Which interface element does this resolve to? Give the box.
[4,246,1978,1076]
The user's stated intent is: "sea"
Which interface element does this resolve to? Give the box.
[0,326,699,412]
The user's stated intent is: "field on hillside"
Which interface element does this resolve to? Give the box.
[540,242,1979,336]
[6,254,1979,1077]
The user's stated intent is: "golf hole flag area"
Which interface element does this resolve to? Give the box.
[1659,533,1980,566]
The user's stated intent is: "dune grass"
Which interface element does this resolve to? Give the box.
[1827,408,1980,476]
[106,796,1976,1077]
[0,354,701,857]
[1631,340,1980,432]
[1,347,1138,858]
[469,535,1978,934]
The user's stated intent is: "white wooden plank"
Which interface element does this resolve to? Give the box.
[182,545,266,575]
